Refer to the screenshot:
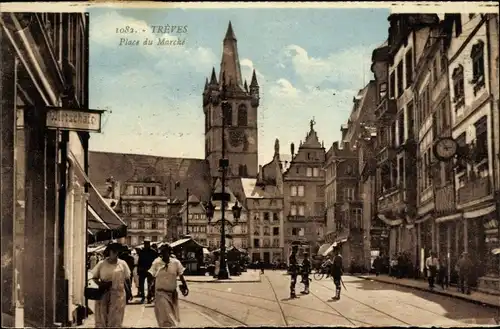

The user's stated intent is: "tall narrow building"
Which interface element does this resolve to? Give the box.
[203,22,260,182]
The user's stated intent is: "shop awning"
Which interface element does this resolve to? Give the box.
[435,213,462,223]
[318,243,331,256]
[377,214,403,226]
[463,205,496,219]
[68,154,127,242]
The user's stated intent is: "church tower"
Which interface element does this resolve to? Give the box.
[203,22,260,180]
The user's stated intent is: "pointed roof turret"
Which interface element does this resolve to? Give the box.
[250,69,259,87]
[204,78,208,91]
[210,67,218,85]
[244,80,248,92]
[225,21,237,41]
[219,21,243,88]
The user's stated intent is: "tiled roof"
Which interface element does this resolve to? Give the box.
[88,151,213,202]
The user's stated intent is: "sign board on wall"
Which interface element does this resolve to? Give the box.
[46,107,104,132]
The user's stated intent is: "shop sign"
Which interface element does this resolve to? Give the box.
[46,107,103,132]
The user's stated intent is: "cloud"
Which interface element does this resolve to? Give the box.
[280,44,376,90]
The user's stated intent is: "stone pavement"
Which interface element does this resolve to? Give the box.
[77,271,499,327]
[354,274,500,309]
[79,299,225,328]
[185,269,261,283]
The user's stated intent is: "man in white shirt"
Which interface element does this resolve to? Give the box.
[425,251,439,290]
[149,244,189,327]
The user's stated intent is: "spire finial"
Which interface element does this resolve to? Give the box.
[210,67,218,85]
[244,80,248,91]
[250,69,258,87]
[225,21,237,40]
[204,78,208,91]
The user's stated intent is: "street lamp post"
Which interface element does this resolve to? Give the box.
[204,76,243,279]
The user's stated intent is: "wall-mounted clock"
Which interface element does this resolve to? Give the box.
[433,137,458,162]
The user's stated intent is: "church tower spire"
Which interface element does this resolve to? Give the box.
[219,21,243,88]
[204,22,259,181]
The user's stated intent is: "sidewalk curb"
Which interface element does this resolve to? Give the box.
[354,275,500,310]
[186,278,261,283]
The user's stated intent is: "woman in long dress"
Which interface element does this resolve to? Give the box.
[90,242,131,328]
[149,244,189,327]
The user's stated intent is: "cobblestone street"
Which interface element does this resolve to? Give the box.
[79,270,498,327]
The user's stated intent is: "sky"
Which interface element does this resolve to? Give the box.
[87,5,389,163]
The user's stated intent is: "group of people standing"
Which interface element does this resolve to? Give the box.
[288,245,344,299]
[88,240,189,327]
[425,251,473,294]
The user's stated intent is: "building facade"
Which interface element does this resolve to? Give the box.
[115,177,169,246]
[178,195,209,246]
[412,16,445,276]
[246,140,285,263]
[375,14,438,270]
[207,178,248,250]
[0,12,126,327]
[344,81,378,270]
[447,13,499,291]
[323,133,360,269]
[283,121,326,259]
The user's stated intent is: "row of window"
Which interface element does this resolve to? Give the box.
[288,226,324,236]
[379,157,405,193]
[208,239,249,249]
[388,47,413,100]
[131,186,158,196]
[254,211,280,222]
[253,226,280,236]
[253,238,280,248]
[290,185,325,198]
[122,203,161,214]
[335,209,362,232]
[129,219,164,230]
[325,187,355,207]
[289,202,325,216]
[451,40,485,111]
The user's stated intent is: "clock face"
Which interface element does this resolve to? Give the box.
[434,138,458,161]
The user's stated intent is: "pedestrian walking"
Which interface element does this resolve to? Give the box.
[425,251,439,290]
[260,260,265,274]
[119,248,135,303]
[330,247,344,300]
[137,239,158,303]
[89,252,98,270]
[90,242,131,328]
[149,244,189,328]
[437,257,448,290]
[132,248,140,294]
[300,252,311,294]
[288,245,299,298]
[456,252,473,295]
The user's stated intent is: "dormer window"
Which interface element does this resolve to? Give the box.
[452,65,465,109]
[471,40,485,94]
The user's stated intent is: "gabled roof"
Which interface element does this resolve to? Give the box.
[88,151,213,202]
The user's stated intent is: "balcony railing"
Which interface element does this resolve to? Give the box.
[374,97,397,123]
[376,146,397,164]
[434,184,455,212]
[377,188,403,213]
[457,176,492,204]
